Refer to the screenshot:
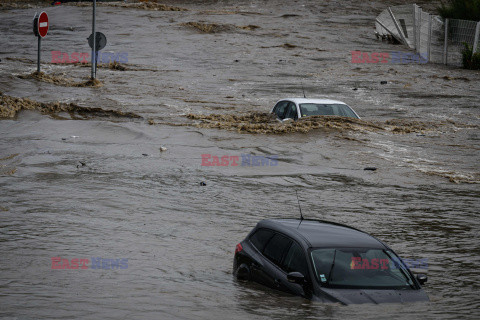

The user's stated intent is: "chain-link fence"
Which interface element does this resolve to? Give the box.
[375,4,480,67]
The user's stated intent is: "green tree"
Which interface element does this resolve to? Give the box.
[438,0,480,20]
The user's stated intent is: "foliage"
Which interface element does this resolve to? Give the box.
[461,43,480,69]
[438,0,480,20]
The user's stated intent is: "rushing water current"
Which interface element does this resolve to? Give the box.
[1,1,479,319]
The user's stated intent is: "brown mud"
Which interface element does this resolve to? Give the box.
[6,57,152,72]
[181,22,259,33]
[18,72,103,87]
[425,170,480,184]
[0,0,186,11]
[0,93,141,119]
[183,112,463,135]
[0,0,49,9]
[0,153,19,176]
[0,153,19,161]
[63,0,187,11]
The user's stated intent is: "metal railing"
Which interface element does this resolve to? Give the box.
[376,4,480,67]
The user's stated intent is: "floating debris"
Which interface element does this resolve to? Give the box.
[238,25,260,30]
[281,43,298,49]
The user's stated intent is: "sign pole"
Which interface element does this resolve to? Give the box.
[33,11,48,74]
[37,35,41,73]
[91,0,96,79]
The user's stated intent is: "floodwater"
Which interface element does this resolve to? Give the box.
[0,0,479,319]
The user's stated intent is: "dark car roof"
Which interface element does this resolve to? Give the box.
[256,219,386,249]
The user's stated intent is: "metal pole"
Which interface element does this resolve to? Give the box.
[473,21,480,54]
[444,19,449,65]
[37,36,41,73]
[91,0,96,79]
[427,14,432,62]
[412,4,417,51]
[418,7,421,53]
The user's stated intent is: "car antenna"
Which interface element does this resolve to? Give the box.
[295,190,304,228]
[301,82,306,98]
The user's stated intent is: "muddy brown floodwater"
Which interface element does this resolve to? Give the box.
[0,0,479,319]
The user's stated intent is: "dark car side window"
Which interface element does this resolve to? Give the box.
[263,233,292,266]
[249,229,275,253]
[273,101,289,119]
[282,241,308,276]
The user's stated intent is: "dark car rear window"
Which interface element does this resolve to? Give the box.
[263,233,292,266]
[249,229,275,252]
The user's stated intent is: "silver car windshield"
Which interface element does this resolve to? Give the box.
[299,103,358,118]
[311,248,415,289]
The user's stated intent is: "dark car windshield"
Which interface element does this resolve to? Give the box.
[299,103,358,118]
[311,248,416,289]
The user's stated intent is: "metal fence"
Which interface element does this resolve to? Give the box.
[376,4,480,67]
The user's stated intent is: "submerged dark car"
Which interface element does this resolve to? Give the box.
[233,219,429,304]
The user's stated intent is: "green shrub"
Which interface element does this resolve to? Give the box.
[438,0,480,20]
[462,43,480,69]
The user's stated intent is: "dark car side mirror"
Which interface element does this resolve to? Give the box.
[416,274,428,285]
[287,272,305,284]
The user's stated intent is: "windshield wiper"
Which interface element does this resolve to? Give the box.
[327,249,337,285]
[384,250,416,289]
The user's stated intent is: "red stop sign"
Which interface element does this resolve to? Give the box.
[37,12,49,38]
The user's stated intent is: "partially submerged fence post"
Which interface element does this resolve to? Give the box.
[412,4,417,51]
[427,14,432,62]
[418,7,422,54]
[444,19,449,65]
[473,22,480,54]
[91,0,96,80]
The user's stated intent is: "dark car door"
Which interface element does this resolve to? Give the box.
[248,229,276,287]
[284,102,298,120]
[252,233,292,290]
[273,101,289,119]
[277,241,310,297]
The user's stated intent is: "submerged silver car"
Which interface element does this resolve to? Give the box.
[271,98,360,121]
